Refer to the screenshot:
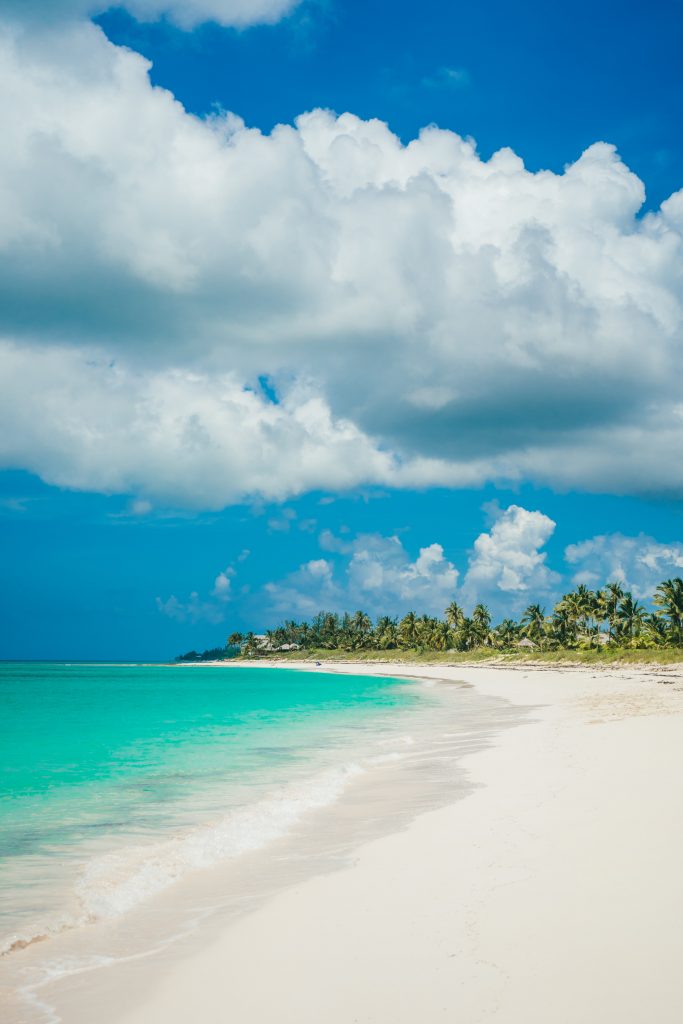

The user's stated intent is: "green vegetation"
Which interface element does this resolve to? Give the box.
[228,578,683,664]
[254,646,683,666]
[175,645,239,663]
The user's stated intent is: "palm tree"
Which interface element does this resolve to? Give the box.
[592,588,607,644]
[431,620,452,651]
[351,610,373,648]
[297,621,311,648]
[555,592,578,632]
[618,593,647,641]
[643,614,668,647]
[272,626,288,648]
[336,612,351,650]
[242,631,259,656]
[282,619,299,644]
[654,578,683,645]
[309,612,323,647]
[241,571,683,658]
[603,581,624,641]
[414,615,437,649]
[574,584,598,637]
[398,611,419,648]
[454,616,477,651]
[322,611,341,648]
[549,599,577,647]
[520,604,546,644]
[375,616,399,649]
[444,601,463,630]
[494,618,519,648]
[472,604,492,646]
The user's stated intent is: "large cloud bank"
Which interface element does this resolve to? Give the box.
[0,345,402,506]
[2,17,683,507]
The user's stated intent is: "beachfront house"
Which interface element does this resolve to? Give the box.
[241,636,301,653]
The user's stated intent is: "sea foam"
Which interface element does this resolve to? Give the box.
[76,761,364,920]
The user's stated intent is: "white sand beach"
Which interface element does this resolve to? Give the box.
[42,662,683,1023]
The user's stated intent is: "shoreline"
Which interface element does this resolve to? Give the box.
[4,665,521,1024]
[174,641,683,668]
[175,651,683,673]
[34,661,683,1023]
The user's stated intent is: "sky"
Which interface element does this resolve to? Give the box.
[0,0,682,659]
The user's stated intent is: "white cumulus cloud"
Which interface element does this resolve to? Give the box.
[565,533,683,599]
[156,592,225,624]
[157,559,239,623]
[2,0,301,29]
[346,536,459,614]
[0,344,403,508]
[461,505,559,609]
[211,567,234,601]
[264,558,339,618]
[264,532,459,619]
[170,510,683,629]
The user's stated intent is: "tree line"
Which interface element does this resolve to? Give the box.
[227,578,683,655]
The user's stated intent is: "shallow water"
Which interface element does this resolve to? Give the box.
[0,662,427,951]
[0,662,526,1022]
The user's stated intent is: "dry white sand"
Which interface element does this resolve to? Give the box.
[56,663,683,1023]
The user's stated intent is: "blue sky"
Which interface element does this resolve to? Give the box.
[0,0,682,659]
[2,471,682,660]
[100,0,683,210]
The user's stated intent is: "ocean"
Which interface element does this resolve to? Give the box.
[0,660,522,1021]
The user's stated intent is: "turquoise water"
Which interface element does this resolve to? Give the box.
[0,662,420,952]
